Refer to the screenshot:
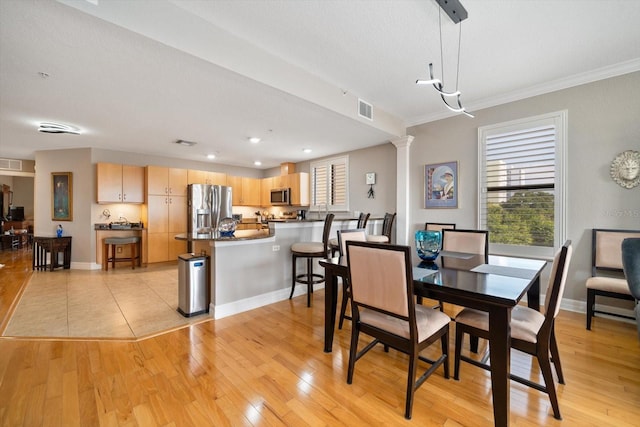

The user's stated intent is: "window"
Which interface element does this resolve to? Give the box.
[310,155,349,212]
[478,111,567,258]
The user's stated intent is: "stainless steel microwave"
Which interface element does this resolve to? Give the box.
[270,188,290,205]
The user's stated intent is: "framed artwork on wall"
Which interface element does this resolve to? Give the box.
[424,161,458,208]
[52,172,73,221]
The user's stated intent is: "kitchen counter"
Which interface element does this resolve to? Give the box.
[174,229,274,241]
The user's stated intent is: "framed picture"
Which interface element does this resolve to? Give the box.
[424,161,458,208]
[52,172,73,221]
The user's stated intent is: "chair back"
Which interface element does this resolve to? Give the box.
[543,240,573,320]
[337,228,367,257]
[622,238,640,300]
[321,213,335,255]
[442,229,489,262]
[381,212,397,240]
[591,229,640,274]
[347,241,414,322]
[357,212,371,229]
[425,222,456,232]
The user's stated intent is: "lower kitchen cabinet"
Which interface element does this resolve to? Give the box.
[143,194,187,263]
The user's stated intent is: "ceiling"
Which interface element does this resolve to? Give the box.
[1,0,639,170]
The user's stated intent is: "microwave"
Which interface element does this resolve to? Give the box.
[270,188,290,205]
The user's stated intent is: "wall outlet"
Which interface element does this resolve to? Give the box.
[272,245,280,252]
[117,247,123,253]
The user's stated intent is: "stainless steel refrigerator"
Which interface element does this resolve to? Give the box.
[187,184,233,236]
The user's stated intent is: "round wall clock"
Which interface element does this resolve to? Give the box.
[610,150,640,189]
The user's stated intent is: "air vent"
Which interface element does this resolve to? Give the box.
[0,158,22,171]
[358,99,373,121]
[175,139,197,147]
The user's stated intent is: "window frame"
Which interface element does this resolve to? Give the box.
[309,155,349,212]
[477,110,567,259]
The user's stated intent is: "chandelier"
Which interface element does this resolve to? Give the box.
[416,0,474,118]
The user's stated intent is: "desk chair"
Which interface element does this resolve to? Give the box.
[346,241,450,419]
[336,228,367,329]
[290,213,334,307]
[621,238,640,339]
[585,228,640,330]
[366,212,396,243]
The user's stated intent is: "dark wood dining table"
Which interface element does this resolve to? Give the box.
[319,250,547,427]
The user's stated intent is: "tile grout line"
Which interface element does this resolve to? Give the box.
[104,275,137,338]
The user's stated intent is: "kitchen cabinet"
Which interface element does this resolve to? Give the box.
[187,169,227,185]
[261,173,309,206]
[143,165,188,263]
[227,176,261,206]
[146,166,188,196]
[96,163,144,203]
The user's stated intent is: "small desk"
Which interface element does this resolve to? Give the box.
[32,236,72,271]
[320,251,546,427]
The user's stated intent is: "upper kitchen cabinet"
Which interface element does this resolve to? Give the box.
[227,176,261,206]
[146,166,188,197]
[288,173,309,206]
[96,162,144,204]
[187,169,227,185]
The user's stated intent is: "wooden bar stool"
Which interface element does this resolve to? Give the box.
[103,236,141,270]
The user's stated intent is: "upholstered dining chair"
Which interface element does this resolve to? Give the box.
[345,241,450,419]
[329,212,370,256]
[621,238,640,339]
[441,228,489,262]
[425,222,456,232]
[366,212,396,243]
[453,240,573,420]
[585,228,640,330]
[336,228,368,329]
[289,213,334,307]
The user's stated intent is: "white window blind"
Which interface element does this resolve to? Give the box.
[478,111,567,258]
[310,155,349,211]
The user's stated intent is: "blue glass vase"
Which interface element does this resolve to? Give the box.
[415,230,441,261]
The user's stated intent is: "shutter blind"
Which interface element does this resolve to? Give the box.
[480,124,556,247]
[310,155,349,211]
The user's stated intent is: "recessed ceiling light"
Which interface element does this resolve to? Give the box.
[207,154,216,159]
[303,148,312,153]
[254,161,262,166]
[37,122,80,134]
[175,139,196,147]
[249,137,261,144]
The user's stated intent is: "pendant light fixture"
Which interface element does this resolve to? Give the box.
[416,0,474,118]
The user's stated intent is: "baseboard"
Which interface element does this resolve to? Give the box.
[70,262,102,270]
[212,283,326,319]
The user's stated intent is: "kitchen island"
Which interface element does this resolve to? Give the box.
[175,217,382,319]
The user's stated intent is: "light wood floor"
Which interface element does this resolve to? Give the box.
[1,247,639,426]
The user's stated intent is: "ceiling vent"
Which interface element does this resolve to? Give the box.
[38,122,81,134]
[175,139,197,147]
[358,99,373,121]
[0,158,23,171]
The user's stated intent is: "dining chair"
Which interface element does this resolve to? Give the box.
[453,240,573,420]
[441,228,489,262]
[289,213,334,307]
[366,212,396,243]
[424,222,456,232]
[621,238,640,339]
[345,240,450,419]
[329,212,370,256]
[336,228,368,329]
[585,228,640,330]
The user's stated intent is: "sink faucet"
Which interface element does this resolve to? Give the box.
[119,216,129,224]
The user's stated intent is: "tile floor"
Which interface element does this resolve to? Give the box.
[3,263,212,339]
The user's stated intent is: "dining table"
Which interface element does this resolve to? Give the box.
[319,249,547,427]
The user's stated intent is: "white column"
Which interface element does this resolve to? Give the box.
[391,135,414,245]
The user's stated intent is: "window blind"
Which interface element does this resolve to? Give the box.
[310,155,349,211]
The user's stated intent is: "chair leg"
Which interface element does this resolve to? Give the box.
[537,347,562,420]
[470,335,479,353]
[306,257,313,307]
[346,322,360,384]
[440,332,450,379]
[338,279,350,329]
[586,289,595,330]
[130,243,135,269]
[289,254,297,300]
[404,349,419,419]
[454,325,464,380]
[550,327,564,384]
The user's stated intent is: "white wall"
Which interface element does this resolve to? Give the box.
[408,71,640,304]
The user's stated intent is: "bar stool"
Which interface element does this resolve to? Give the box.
[366,212,396,243]
[329,212,369,256]
[290,213,334,307]
[103,236,141,270]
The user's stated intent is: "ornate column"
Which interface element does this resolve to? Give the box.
[391,135,414,245]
